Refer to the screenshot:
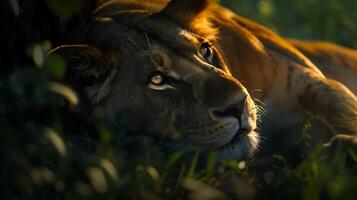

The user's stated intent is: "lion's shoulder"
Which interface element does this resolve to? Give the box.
[289,39,357,70]
[205,4,322,74]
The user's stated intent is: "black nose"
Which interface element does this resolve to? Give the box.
[211,95,247,119]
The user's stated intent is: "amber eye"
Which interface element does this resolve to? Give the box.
[150,73,164,85]
[147,72,174,91]
[199,44,214,63]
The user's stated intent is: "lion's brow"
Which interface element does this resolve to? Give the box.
[115,15,200,50]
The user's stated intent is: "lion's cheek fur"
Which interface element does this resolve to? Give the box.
[102,83,179,136]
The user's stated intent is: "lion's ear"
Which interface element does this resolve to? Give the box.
[158,0,212,27]
[49,44,119,104]
[48,44,104,80]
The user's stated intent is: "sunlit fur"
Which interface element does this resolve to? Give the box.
[289,39,357,95]
[191,1,357,139]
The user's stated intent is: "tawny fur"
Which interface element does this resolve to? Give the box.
[289,39,357,94]
[199,3,357,139]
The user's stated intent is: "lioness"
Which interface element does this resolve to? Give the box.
[50,0,357,161]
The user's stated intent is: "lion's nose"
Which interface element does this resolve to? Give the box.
[200,72,251,120]
[210,94,247,120]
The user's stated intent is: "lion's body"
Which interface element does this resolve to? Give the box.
[201,4,357,144]
[53,0,357,160]
[289,39,357,94]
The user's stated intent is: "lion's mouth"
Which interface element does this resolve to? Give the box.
[218,128,251,149]
[214,95,258,154]
[184,96,259,160]
[216,125,259,160]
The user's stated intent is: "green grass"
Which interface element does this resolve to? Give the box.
[1,62,357,199]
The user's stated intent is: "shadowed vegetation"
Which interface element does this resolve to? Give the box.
[222,0,357,48]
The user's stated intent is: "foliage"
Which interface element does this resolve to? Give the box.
[1,0,357,199]
[221,0,357,48]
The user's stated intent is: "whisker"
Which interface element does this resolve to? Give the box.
[144,32,153,54]
[256,108,267,116]
[255,103,267,114]
[250,89,263,93]
[128,36,139,48]
[127,35,152,57]
[253,98,266,106]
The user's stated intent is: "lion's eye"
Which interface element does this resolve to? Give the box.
[147,72,174,91]
[199,44,214,63]
[151,74,164,85]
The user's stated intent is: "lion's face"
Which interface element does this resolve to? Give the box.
[51,0,260,160]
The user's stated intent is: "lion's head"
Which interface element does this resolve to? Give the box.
[50,0,260,160]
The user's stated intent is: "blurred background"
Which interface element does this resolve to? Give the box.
[222,0,357,48]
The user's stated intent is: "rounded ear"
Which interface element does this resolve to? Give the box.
[157,0,213,27]
[48,44,105,82]
[48,44,119,104]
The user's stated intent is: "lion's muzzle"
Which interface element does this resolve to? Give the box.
[181,72,259,159]
[188,94,257,149]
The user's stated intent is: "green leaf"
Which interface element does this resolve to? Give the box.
[46,0,84,21]
[46,55,66,79]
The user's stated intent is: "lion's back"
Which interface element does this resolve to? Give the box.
[289,39,357,94]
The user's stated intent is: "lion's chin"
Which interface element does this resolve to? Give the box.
[216,130,260,161]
